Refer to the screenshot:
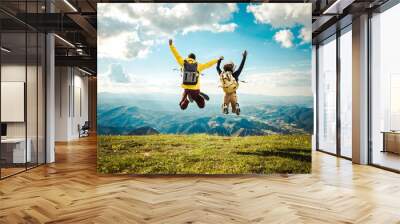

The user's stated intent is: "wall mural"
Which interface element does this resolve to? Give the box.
[97,3,313,174]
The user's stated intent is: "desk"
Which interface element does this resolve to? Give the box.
[1,138,31,163]
[382,131,400,154]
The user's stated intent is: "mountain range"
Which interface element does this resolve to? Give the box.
[97,94,313,136]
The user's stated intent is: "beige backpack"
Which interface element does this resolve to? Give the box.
[220,71,238,93]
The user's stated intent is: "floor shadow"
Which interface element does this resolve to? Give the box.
[235,148,311,162]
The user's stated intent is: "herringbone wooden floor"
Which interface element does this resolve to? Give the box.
[1,136,400,224]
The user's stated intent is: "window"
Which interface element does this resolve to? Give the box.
[371,3,400,171]
[339,28,352,158]
[317,36,337,154]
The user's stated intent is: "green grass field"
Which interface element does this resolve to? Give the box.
[97,134,311,174]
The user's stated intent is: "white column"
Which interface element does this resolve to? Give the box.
[46,32,55,163]
[352,14,369,164]
[45,0,56,163]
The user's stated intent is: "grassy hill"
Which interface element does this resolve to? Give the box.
[97,134,311,174]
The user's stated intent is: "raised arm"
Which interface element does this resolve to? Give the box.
[233,50,247,78]
[169,39,184,66]
[198,59,218,72]
[216,57,223,74]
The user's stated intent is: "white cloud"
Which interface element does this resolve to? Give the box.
[239,69,312,96]
[98,3,238,60]
[274,29,294,48]
[98,32,150,59]
[246,3,310,28]
[107,64,130,83]
[98,64,181,94]
[182,23,237,35]
[298,27,312,44]
[246,3,311,46]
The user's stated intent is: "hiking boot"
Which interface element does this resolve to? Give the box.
[199,92,210,101]
[188,94,194,103]
[222,104,229,114]
[235,103,240,115]
[180,99,189,110]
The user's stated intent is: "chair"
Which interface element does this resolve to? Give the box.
[79,121,90,138]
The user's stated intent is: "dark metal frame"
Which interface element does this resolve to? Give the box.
[0,17,2,179]
[44,0,47,165]
[315,44,319,152]
[25,1,28,172]
[336,19,341,158]
[367,10,373,166]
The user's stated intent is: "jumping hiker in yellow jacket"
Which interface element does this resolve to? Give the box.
[169,39,222,110]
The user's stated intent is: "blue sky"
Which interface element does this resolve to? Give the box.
[98,3,312,96]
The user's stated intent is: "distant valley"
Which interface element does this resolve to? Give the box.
[98,93,313,136]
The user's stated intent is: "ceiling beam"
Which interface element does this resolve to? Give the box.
[66,13,97,47]
[312,15,335,33]
[13,13,82,32]
[55,55,96,73]
[323,0,356,14]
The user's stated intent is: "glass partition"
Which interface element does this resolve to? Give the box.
[1,31,28,177]
[0,1,46,179]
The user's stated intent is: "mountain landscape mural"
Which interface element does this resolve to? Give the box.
[97,2,313,174]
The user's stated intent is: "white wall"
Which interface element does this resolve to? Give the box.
[1,65,26,139]
[55,66,70,141]
[72,73,89,138]
[1,65,41,138]
[1,65,26,129]
[55,67,89,141]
